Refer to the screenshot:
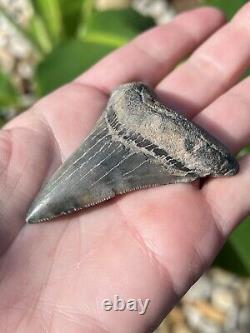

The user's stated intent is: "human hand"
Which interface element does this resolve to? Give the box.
[0,4,250,332]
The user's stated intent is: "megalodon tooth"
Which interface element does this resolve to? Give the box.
[26,82,239,223]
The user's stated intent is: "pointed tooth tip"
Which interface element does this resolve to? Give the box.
[25,213,42,224]
[25,200,52,224]
[25,209,43,224]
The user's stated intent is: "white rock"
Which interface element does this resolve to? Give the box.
[133,0,175,24]
[172,324,192,333]
[183,304,204,330]
[210,269,235,287]
[156,11,176,25]
[0,48,14,71]
[9,34,31,58]
[184,304,222,333]
[211,286,237,312]
[21,93,36,108]
[0,0,32,25]
[237,282,250,305]
[0,31,8,48]
[239,306,250,331]
[17,60,33,78]
[197,319,222,333]
[224,306,239,331]
[184,275,212,301]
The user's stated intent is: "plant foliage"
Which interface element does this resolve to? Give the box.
[205,0,249,18]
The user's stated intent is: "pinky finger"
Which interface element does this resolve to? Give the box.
[202,155,250,237]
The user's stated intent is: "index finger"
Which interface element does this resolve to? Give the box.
[77,7,225,93]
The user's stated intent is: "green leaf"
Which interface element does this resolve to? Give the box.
[243,68,250,79]
[215,217,250,276]
[205,0,249,19]
[230,218,250,274]
[34,7,154,95]
[27,15,53,54]
[35,39,114,96]
[0,72,20,106]
[238,145,250,158]
[83,0,95,22]
[58,0,86,38]
[80,8,154,47]
[30,0,63,43]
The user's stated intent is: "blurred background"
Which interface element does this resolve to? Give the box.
[0,0,249,332]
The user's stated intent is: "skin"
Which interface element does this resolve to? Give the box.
[0,4,249,333]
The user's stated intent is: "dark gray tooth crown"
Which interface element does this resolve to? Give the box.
[26,82,239,223]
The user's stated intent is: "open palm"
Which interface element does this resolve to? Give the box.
[0,5,250,333]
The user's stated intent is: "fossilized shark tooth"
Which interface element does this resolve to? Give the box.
[26,82,239,223]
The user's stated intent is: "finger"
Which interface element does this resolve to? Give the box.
[5,83,107,159]
[157,2,250,117]
[0,125,54,254]
[194,77,250,154]
[77,7,225,92]
[202,155,250,236]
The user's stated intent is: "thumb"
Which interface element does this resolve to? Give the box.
[0,121,54,254]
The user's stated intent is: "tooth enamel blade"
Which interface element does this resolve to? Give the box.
[26,82,239,223]
[26,118,198,223]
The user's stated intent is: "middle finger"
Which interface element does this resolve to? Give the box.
[194,76,250,154]
[157,3,250,118]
